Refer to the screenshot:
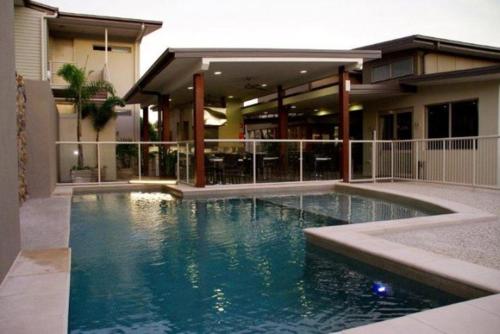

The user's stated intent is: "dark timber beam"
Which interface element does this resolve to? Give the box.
[338,66,350,183]
[193,73,206,187]
[277,85,287,139]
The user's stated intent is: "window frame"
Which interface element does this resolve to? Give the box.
[425,99,479,149]
[377,107,413,140]
[371,56,415,83]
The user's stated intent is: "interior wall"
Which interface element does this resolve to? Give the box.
[25,79,58,197]
[218,100,243,140]
[0,0,21,283]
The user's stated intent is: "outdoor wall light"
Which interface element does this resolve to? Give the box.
[73,150,79,156]
[214,71,222,75]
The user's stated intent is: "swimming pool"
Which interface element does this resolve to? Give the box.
[69,191,460,333]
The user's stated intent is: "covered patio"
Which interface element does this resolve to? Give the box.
[124,48,381,187]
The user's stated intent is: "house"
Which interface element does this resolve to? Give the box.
[14,0,162,141]
[124,36,500,187]
[13,0,162,185]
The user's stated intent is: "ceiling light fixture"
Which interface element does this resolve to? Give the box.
[187,86,193,90]
[290,105,297,109]
[260,83,267,88]
[300,70,308,74]
[214,71,222,75]
[228,95,234,99]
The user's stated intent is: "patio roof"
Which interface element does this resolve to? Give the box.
[124,48,381,106]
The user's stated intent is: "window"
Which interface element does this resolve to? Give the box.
[427,100,478,139]
[372,57,414,82]
[372,64,390,82]
[392,58,413,78]
[379,109,412,140]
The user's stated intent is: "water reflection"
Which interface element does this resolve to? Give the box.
[70,191,456,334]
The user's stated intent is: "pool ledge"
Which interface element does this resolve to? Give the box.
[305,183,500,299]
[337,293,500,334]
[0,248,71,333]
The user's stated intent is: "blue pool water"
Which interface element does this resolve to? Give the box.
[69,191,459,333]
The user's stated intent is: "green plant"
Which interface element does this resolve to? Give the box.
[84,96,125,142]
[57,63,115,168]
[116,143,138,169]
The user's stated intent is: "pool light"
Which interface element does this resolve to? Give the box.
[372,281,392,297]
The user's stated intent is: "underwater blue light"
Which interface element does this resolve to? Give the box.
[372,281,392,296]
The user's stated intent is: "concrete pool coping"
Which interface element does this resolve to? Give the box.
[305,183,500,299]
[11,181,499,333]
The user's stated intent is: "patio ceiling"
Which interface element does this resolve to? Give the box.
[124,48,381,106]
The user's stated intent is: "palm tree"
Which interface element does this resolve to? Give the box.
[57,63,115,168]
[84,96,125,142]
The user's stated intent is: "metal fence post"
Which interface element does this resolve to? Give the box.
[97,143,101,183]
[442,139,446,182]
[299,141,303,182]
[186,143,189,183]
[372,141,376,182]
[348,141,352,182]
[176,143,180,182]
[252,140,257,184]
[137,143,142,180]
[472,138,476,186]
[391,142,394,181]
[415,141,419,181]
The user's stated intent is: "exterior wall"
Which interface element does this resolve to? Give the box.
[0,0,21,283]
[424,53,498,74]
[58,109,117,182]
[25,79,58,197]
[362,80,500,184]
[14,5,45,80]
[363,80,500,140]
[50,36,140,140]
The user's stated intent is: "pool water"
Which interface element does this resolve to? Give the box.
[69,191,459,333]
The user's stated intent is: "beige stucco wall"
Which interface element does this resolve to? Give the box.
[1,0,21,284]
[14,5,45,80]
[25,80,58,197]
[58,110,117,182]
[424,53,498,74]
[50,36,141,140]
[362,80,500,140]
[361,80,500,184]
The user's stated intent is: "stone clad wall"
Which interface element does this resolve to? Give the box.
[17,74,27,203]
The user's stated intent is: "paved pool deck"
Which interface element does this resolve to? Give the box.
[354,182,500,270]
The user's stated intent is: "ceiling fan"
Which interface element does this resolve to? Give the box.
[243,77,270,92]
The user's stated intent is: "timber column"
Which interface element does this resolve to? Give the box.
[141,106,150,177]
[338,66,350,182]
[193,73,206,187]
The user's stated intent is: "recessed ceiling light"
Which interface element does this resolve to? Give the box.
[261,83,267,87]
[168,98,172,102]
[314,108,319,112]
[228,95,234,99]
[290,105,297,109]
[187,86,193,90]
[214,71,222,75]
[300,70,308,74]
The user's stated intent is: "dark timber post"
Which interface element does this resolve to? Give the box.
[141,106,150,177]
[277,85,288,179]
[193,73,206,187]
[160,94,170,141]
[338,66,350,182]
